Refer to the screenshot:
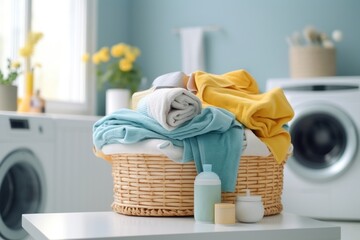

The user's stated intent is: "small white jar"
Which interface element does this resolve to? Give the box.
[235,189,264,223]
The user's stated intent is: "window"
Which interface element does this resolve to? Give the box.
[0,0,96,115]
[0,0,26,74]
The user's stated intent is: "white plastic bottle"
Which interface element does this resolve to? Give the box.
[194,164,221,223]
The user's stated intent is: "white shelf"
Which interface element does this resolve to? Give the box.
[22,212,340,240]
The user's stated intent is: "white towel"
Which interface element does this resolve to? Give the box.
[137,88,202,131]
[242,129,293,156]
[242,129,271,156]
[179,27,205,74]
[101,139,184,162]
[101,130,291,162]
[152,71,188,88]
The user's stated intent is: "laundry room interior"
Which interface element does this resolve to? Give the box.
[0,0,360,239]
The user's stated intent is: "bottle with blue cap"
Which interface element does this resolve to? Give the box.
[194,164,221,222]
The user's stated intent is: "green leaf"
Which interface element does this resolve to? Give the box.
[0,59,21,85]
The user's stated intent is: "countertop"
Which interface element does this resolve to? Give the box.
[22,212,340,240]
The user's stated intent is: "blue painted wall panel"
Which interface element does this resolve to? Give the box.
[97,0,360,114]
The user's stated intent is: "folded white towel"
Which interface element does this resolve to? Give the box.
[137,88,202,131]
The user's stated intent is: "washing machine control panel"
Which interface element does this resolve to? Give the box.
[9,118,30,129]
[282,84,359,92]
[0,114,55,141]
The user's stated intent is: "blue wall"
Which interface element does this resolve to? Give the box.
[97,0,360,114]
[96,0,129,115]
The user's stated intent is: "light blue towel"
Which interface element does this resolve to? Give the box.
[93,107,244,192]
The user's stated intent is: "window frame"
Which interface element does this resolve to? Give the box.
[25,0,97,115]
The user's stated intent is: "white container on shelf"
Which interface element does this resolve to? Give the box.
[289,46,336,78]
[235,189,264,223]
[106,88,130,115]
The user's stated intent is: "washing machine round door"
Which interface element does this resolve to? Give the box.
[0,149,46,240]
[289,102,358,180]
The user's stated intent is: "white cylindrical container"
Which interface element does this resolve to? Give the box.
[194,164,221,223]
[106,88,130,115]
[235,189,264,223]
[289,46,336,78]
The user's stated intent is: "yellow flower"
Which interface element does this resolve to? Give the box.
[82,53,90,62]
[84,42,141,93]
[92,53,101,64]
[11,61,21,69]
[28,32,44,46]
[19,32,43,57]
[111,43,126,57]
[125,51,136,62]
[19,45,33,57]
[132,47,141,57]
[123,46,141,62]
[119,58,133,72]
[98,47,110,62]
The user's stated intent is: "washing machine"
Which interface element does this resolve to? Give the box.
[0,112,56,240]
[267,76,360,220]
[0,112,113,239]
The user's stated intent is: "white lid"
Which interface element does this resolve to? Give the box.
[236,189,262,202]
[194,164,221,185]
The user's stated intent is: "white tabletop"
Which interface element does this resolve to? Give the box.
[22,212,340,240]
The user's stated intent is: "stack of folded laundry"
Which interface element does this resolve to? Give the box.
[93,69,294,192]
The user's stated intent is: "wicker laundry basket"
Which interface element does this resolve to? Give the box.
[102,152,288,217]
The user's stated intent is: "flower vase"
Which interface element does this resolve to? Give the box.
[106,88,131,115]
[0,85,18,111]
[18,71,34,112]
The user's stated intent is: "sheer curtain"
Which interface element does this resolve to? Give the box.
[0,0,96,115]
[0,0,26,79]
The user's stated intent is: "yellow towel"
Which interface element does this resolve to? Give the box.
[131,86,156,110]
[194,69,294,163]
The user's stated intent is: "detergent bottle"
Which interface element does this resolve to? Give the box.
[194,164,221,222]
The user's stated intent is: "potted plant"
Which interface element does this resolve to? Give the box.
[83,42,142,114]
[0,59,21,111]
